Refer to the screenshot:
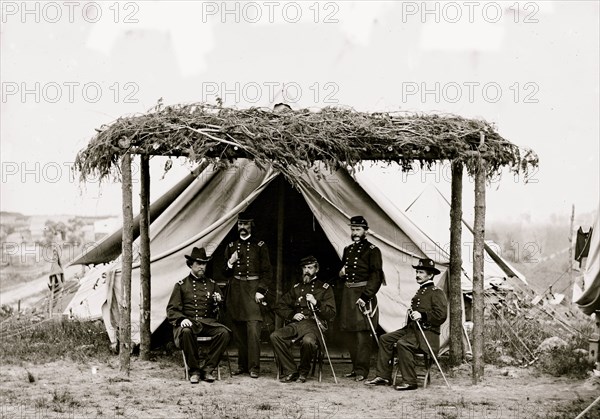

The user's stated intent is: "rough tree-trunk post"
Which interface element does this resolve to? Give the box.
[120,153,134,375]
[472,133,487,384]
[140,154,151,360]
[449,160,464,366]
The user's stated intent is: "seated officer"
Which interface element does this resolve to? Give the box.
[365,258,447,390]
[270,256,336,383]
[167,247,231,384]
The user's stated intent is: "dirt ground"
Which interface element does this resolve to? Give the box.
[1,357,598,419]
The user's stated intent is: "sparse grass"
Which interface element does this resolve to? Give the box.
[483,308,596,378]
[0,316,111,364]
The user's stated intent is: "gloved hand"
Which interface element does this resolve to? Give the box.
[293,313,305,321]
[356,298,366,309]
[180,319,192,328]
[255,292,265,304]
[410,310,422,321]
[228,251,239,266]
[306,294,317,306]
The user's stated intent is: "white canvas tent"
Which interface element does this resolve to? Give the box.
[403,185,528,292]
[70,160,483,350]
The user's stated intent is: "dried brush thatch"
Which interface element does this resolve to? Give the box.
[74,101,538,183]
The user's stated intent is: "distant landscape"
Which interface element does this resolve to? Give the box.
[0,209,595,308]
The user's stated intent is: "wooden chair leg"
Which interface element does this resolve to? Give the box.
[182,351,189,381]
[318,348,323,383]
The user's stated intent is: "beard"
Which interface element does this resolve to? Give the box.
[303,274,314,283]
[351,233,364,242]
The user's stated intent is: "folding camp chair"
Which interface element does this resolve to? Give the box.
[182,336,232,381]
[274,338,324,382]
[392,344,433,388]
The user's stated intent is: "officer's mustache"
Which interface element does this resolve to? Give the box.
[238,228,249,234]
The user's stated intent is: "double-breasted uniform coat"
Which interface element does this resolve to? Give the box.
[167,274,231,375]
[270,278,336,376]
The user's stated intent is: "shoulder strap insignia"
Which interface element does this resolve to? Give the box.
[323,283,330,289]
[258,241,264,247]
[294,283,300,288]
[370,244,376,249]
[177,278,185,285]
[209,278,215,283]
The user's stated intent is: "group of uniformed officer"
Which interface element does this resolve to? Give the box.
[167,212,447,391]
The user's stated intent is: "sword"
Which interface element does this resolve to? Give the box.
[359,302,380,347]
[414,319,451,389]
[308,301,338,384]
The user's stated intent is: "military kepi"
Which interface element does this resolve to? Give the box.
[412,258,441,275]
[237,211,254,222]
[349,215,368,229]
[299,255,318,266]
[184,247,211,264]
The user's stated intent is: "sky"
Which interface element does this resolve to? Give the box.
[1,1,599,224]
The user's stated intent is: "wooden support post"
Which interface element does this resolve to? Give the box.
[275,178,285,330]
[139,154,151,360]
[48,283,54,317]
[120,153,134,375]
[472,133,487,384]
[449,160,464,366]
[568,204,575,299]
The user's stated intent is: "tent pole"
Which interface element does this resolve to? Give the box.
[120,153,134,376]
[472,133,486,384]
[449,160,465,366]
[275,178,285,330]
[568,204,575,300]
[139,154,151,361]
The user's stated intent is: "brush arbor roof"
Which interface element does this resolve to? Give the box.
[74,102,538,182]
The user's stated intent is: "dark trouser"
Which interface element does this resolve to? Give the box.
[376,326,427,385]
[344,330,372,376]
[179,326,231,374]
[232,320,262,373]
[270,323,318,376]
[375,328,408,381]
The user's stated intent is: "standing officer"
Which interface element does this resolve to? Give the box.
[224,211,273,378]
[270,256,336,383]
[338,215,384,382]
[167,247,231,384]
[365,258,447,390]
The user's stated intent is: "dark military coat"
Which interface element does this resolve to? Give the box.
[224,236,273,321]
[339,238,384,331]
[274,277,336,338]
[403,281,448,354]
[167,274,229,347]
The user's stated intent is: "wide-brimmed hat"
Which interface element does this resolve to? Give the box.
[349,215,368,229]
[299,255,319,266]
[184,247,211,264]
[412,258,441,275]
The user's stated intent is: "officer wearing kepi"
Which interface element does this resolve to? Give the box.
[338,215,384,382]
[224,211,273,378]
[270,256,336,383]
[167,247,231,384]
